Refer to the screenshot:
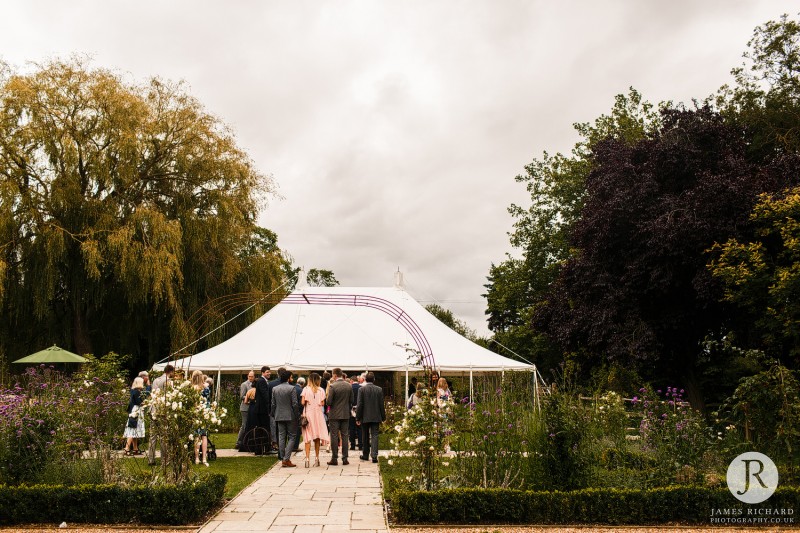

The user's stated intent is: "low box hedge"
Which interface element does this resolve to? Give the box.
[0,473,227,525]
[392,485,800,525]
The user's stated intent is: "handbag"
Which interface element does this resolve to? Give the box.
[127,416,138,429]
[300,406,309,428]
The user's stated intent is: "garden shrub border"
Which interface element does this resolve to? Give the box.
[0,473,227,525]
[392,486,800,525]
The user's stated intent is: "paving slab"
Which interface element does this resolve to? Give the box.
[198,449,388,533]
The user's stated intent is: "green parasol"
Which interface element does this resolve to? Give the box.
[12,345,87,364]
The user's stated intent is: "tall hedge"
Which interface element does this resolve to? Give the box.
[0,474,226,525]
[392,486,800,524]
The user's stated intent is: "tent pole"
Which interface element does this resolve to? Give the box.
[469,367,473,403]
[404,366,409,407]
[533,365,538,413]
[216,367,222,405]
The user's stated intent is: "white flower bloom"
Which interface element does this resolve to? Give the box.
[429,446,434,451]
[387,459,394,465]
[405,476,413,482]
[442,462,449,467]
[415,435,426,443]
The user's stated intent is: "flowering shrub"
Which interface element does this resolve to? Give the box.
[145,380,226,483]
[0,359,129,484]
[392,387,450,490]
[632,386,711,483]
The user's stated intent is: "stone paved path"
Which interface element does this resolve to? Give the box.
[199,450,389,533]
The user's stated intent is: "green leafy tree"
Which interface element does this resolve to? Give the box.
[709,187,800,360]
[717,13,800,157]
[425,303,477,341]
[0,59,285,368]
[307,268,339,287]
[484,89,661,373]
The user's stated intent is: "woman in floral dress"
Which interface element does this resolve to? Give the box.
[300,372,329,467]
[123,377,146,455]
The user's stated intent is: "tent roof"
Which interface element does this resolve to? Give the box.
[158,285,534,373]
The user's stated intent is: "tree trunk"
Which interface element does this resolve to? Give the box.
[682,367,706,415]
[72,303,93,356]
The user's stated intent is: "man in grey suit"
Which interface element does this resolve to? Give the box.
[325,368,353,466]
[271,369,298,467]
[356,372,386,463]
[235,370,255,450]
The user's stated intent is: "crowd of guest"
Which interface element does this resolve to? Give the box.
[123,364,455,468]
[236,366,387,467]
[122,364,218,466]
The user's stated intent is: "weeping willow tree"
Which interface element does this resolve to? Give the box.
[0,59,286,369]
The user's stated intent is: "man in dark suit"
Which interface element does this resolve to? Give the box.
[349,373,363,451]
[356,372,386,463]
[255,366,273,452]
[325,367,353,466]
[271,369,298,467]
[268,367,285,451]
[292,376,304,453]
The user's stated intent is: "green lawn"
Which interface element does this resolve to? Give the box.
[121,456,278,498]
[212,432,238,449]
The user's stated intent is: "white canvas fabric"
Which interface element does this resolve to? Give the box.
[156,285,534,373]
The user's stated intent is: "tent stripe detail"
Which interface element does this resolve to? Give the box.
[280,293,435,369]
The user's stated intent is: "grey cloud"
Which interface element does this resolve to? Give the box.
[0,0,793,336]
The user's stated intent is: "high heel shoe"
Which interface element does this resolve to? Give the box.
[305,457,310,468]
[314,457,320,467]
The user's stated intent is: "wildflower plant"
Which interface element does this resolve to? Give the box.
[144,380,226,483]
[632,386,711,483]
[0,359,129,484]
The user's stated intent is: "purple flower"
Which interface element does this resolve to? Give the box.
[549,433,555,438]
[631,396,639,403]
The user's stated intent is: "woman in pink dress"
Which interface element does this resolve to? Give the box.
[301,372,330,467]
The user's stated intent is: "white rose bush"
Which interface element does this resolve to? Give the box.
[144,380,226,483]
[392,387,451,490]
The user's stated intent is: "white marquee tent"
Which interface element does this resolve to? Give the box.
[156,274,535,376]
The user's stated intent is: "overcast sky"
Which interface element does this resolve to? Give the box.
[1,1,795,336]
